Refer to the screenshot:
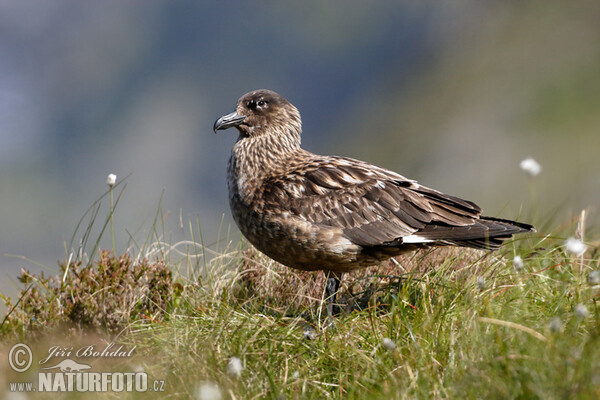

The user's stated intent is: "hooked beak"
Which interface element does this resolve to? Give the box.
[213,111,247,133]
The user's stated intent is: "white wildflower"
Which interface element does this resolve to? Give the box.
[513,255,524,271]
[131,364,145,373]
[520,157,542,177]
[574,303,589,319]
[565,237,586,256]
[382,337,396,351]
[549,317,562,333]
[106,173,117,188]
[196,382,222,400]
[588,270,600,285]
[227,357,243,378]
[303,327,316,340]
[476,276,486,291]
[4,391,28,400]
[571,348,582,360]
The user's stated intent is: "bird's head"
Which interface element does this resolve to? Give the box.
[213,90,301,143]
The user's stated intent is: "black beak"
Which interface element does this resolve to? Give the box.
[213,111,247,133]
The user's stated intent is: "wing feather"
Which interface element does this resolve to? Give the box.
[261,155,489,247]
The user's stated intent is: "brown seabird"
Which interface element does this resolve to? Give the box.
[213,89,534,315]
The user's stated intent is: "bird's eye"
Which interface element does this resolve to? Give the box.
[247,99,267,110]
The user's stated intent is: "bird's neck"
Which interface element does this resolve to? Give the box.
[228,131,302,202]
[232,130,301,172]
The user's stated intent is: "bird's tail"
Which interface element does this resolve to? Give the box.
[448,217,534,250]
[412,216,534,251]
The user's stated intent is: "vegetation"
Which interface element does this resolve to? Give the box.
[1,187,599,399]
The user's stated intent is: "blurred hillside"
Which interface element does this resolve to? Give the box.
[1,1,599,300]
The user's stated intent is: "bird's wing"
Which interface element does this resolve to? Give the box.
[262,156,482,247]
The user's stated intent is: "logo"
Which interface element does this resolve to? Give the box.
[7,342,165,393]
[40,359,91,372]
[8,343,33,372]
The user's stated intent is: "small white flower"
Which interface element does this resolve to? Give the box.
[292,371,300,380]
[513,255,524,271]
[382,338,396,351]
[565,237,586,256]
[574,303,589,319]
[196,382,222,400]
[106,173,117,187]
[131,364,145,373]
[227,357,243,378]
[4,391,28,400]
[303,327,316,340]
[549,317,562,333]
[588,270,600,285]
[571,348,582,360]
[476,276,486,291]
[520,157,542,177]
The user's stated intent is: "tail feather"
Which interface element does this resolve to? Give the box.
[408,216,534,251]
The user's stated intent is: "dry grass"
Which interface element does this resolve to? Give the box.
[233,246,494,315]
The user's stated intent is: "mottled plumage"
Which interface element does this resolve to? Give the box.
[214,89,534,312]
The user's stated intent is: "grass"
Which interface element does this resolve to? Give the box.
[1,182,599,399]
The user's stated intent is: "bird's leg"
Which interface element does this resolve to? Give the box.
[325,271,343,317]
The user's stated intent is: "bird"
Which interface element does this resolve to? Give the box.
[213,89,534,316]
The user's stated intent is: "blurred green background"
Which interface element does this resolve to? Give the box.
[1,1,599,300]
